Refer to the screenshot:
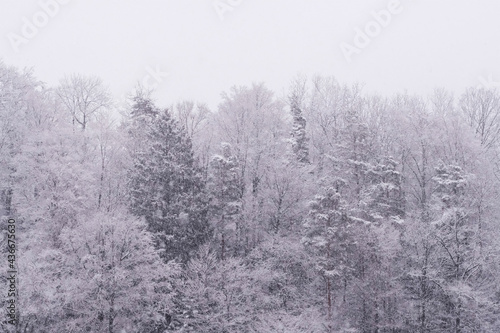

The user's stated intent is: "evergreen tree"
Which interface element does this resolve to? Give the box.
[128,97,210,263]
[289,82,310,164]
[207,143,243,259]
[431,164,482,332]
[302,180,354,327]
[363,156,405,222]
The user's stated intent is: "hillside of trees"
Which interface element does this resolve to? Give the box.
[1,61,500,332]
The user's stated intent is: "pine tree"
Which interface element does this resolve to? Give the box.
[431,164,481,332]
[302,180,354,326]
[363,156,405,222]
[128,97,210,263]
[207,142,243,259]
[289,87,310,164]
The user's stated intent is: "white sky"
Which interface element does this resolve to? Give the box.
[1,0,500,110]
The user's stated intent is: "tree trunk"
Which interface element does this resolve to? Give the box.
[108,296,115,333]
[221,233,225,261]
[327,276,332,321]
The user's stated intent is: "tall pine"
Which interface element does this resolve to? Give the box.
[207,142,243,259]
[302,180,354,327]
[128,96,209,262]
[289,80,310,164]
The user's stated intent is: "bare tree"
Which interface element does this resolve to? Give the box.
[173,100,213,176]
[174,100,211,139]
[460,87,500,150]
[430,88,454,116]
[57,74,111,130]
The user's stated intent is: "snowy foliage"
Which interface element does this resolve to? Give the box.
[2,65,500,332]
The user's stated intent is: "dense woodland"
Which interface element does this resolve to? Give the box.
[1,61,500,332]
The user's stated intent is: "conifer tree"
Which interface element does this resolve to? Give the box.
[431,164,482,332]
[207,143,243,259]
[302,180,354,326]
[289,80,310,164]
[128,96,210,262]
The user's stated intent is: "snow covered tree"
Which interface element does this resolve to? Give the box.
[0,62,44,218]
[173,100,213,175]
[174,100,211,140]
[214,83,288,253]
[207,142,243,259]
[400,213,443,333]
[175,244,259,332]
[340,157,406,332]
[248,235,315,317]
[363,156,405,222]
[288,77,309,164]
[92,112,129,212]
[262,160,310,233]
[342,105,372,201]
[460,87,500,150]
[128,97,210,262]
[19,210,179,333]
[304,76,349,172]
[302,180,354,327]
[250,236,328,332]
[430,164,483,332]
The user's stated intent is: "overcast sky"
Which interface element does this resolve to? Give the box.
[1,0,500,110]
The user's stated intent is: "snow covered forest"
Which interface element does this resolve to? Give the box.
[2,61,500,333]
